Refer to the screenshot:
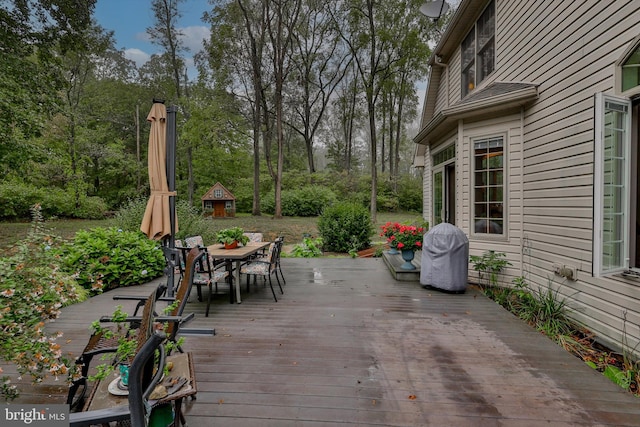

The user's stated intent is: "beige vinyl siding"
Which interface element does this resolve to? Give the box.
[496,0,640,353]
[418,0,640,354]
[461,114,523,285]
[434,67,449,112]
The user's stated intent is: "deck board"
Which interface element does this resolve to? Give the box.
[4,258,640,426]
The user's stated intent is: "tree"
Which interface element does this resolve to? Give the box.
[0,0,96,178]
[147,0,198,204]
[286,0,351,173]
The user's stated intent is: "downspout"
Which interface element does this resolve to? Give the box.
[520,106,525,277]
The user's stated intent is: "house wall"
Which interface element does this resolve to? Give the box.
[420,0,640,354]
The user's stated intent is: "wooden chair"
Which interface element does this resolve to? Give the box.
[67,248,207,410]
[240,237,285,301]
[66,288,159,411]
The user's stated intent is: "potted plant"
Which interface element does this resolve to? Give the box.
[216,227,250,249]
[384,223,425,270]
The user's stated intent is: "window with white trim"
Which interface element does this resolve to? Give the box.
[461,0,495,97]
[472,136,504,235]
[593,93,632,276]
[621,43,640,92]
[214,189,223,198]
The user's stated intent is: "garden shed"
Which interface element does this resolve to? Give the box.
[201,182,236,217]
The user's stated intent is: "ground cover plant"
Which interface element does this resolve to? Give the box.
[471,252,639,395]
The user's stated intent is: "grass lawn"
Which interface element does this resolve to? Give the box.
[0,212,424,253]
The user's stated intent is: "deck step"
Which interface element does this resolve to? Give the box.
[381,250,421,281]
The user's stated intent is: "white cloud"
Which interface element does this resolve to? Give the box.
[124,48,151,67]
[180,25,210,54]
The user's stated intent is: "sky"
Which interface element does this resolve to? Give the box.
[94,0,211,74]
[94,0,428,118]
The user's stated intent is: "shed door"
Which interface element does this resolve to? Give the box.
[214,202,225,217]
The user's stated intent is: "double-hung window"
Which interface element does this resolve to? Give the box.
[473,136,504,235]
[593,94,632,276]
[461,0,495,97]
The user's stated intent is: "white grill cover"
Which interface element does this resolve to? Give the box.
[420,223,469,292]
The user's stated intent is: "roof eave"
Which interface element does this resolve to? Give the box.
[413,85,539,146]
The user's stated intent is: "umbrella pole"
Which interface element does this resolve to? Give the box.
[166,105,178,296]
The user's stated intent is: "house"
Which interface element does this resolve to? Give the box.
[201,182,236,217]
[413,0,640,356]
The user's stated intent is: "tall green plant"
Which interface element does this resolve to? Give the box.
[0,205,87,400]
[470,250,511,286]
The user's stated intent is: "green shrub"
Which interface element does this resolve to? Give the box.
[0,180,107,220]
[0,205,87,400]
[289,237,323,257]
[113,197,216,244]
[262,186,337,216]
[60,227,165,293]
[317,202,373,253]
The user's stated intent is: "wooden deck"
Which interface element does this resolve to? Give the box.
[5,258,640,426]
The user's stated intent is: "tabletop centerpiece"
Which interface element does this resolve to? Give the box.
[216,227,250,249]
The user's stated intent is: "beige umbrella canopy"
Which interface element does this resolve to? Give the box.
[140,102,178,240]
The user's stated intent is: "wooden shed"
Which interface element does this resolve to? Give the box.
[201,182,236,217]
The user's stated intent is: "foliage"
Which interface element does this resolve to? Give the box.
[262,186,338,217]
[481,275,639,395]
[380,222,425,251]
[0,205,87,400]
[289,237,324,258]
[88,300,184,382]
[396,175,423,213]
[318,202,373,253]
[216,227,250,246]
[113,197,217,244]
[59,227,165,294]
[0,180,107,220]
[469,250,511,286]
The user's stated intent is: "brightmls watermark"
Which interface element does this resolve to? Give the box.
[2,404,68,426]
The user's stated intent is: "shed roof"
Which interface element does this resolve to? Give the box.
[201,182,235,201]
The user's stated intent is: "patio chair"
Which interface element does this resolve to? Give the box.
[67,248,206,410]
[69,332,173,427]
[182,235,231,311]
[239,237,285,301]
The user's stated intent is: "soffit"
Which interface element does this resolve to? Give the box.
[413,82,539,145]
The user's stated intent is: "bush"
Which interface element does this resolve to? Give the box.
[289,237,323,257]
[262,185,337,216]
[60,227,165,293]
[317,202,373,253]
[113,197,216,244]
[0,180,107,220]
[0,205,87,400]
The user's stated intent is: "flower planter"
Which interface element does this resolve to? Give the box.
[400,249,416,270]
[224,240,239,250]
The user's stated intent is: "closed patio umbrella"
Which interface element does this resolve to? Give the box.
[140,102,177,240]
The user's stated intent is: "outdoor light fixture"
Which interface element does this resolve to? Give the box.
[419,1,450,21]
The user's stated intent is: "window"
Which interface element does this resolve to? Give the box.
[621,43,640,92]
[473,136,504,235]
[594,93,632,276]
[214,189,223,198]
[461,0,495,97]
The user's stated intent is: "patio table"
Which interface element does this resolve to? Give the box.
[207,241,271,303]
